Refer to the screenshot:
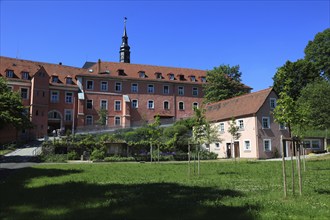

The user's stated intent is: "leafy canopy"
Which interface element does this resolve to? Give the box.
[203,65,249,103]
[0,77,32,129]
[304,28,330,80]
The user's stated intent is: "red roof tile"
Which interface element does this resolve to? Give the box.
[205,88,273,122]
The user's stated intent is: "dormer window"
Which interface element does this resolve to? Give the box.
[66,76,73,84]
[178,74,185,81]
[168,73,175,80]
[22,72,29,80]
[118,69,126,76]
[6,70,14,78]
[200,76,206,83]
[155,72,162,79]
[190,75,196,82]
[139,71,146,78]
[52,75,59,83]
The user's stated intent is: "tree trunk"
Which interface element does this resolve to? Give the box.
[291,142,295,195]
[297,143,302,196]
[281,136,287,198]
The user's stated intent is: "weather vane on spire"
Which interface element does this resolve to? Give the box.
[124,17,127,25]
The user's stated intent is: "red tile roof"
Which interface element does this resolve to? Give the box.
[205,87,273,122]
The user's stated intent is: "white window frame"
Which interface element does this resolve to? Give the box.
[132,99,138,108]
[279,123,287,130]
[20,87,29,100]
[6,70,14,78]
[139,71,146,78]
[22,72,29,80]
[163,85,170,94]
[270,98,276,109]
[100,81,108,91]
[263,139,271,151]
[50,90,59,103]
[115,82,122,92]
[86,100,93,109]
[131,83,138,93]
[192,87,198,96]
[192,102,199,109]
[163,101,170,110]
[201,77,206,83]
[262,117,270,129]
[190,76,196,82]
[244,140,251,151]
[114,116,121,126]
[178,101,185,110]
[169,74,175,80]
[238,119,244,130]
[178,86,184,95]
[64,109,73,121]
[86,115,93,125]
[147,84,155,93]
[86,80,94,90]
[148,100,154,109]
[66,77,72,84]
[219,123,225,133]
[65,92,73,104]
[100,99,108,110]
[114,100,121,111]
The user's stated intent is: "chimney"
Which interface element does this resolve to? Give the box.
[98,59,101,73]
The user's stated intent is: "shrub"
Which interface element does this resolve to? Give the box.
[67,151,79,160]
[91,149,105,161]
[104,156,135,162]
[39,154,67,163]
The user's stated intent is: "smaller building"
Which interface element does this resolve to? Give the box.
[205,88,290,159]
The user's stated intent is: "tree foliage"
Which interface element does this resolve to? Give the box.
[227,118,241,140]
[304,28,330,80]
[296,79,330,130]
[0,77,32,129]
[203,65,249,103]
[273,59,320,100]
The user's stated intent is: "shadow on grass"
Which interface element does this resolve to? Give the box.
[1,167,259,220]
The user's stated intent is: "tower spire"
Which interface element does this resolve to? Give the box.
[119,17,130,63]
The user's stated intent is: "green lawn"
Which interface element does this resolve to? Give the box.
[1,156,329,220]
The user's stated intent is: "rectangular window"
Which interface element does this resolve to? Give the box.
[178,86,184,95]
[201,77,206,83]
[215,143,220,148]
[190,76,196,82]
[148,84,154,93]
[132,99,138,108]
[52,76,59,83]
[115,116,121,126]
[65,92,73,104]
[311,140,320,149]
[100,100,108,110]
[66,77,72,84]
[270,98,276,109]
[131,83,138,93]
[264,139,271,151]
[192,87,198,96]
[101,81,108,91]
[115,100,121,111]
[220,123,225,133]
[279,123,287,130]
[193,102,199,109]
[115,82,122,92]
[86,100,93,109]
[22,72,29,80]
[86,80,94,90]
[169,74,175,80]
[238,119,244,130]
[262,117,270,129]
[164,101,170,110]
[65,109,73,121]
[6,70,14,78]
[244,140,251,151]
[86,115,93,125]
[21,88,28,99]
[50,91,59,103]
[139,71,146,78]
[148,100,154,109]
[163,85,169,94]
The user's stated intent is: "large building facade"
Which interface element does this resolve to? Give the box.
[0,22,211,143]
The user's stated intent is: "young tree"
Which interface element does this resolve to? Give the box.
[0,77,32,130]
[227,118,241,158]
[304,28,330,80]
[97,109,108,126]
[203,64,249,103]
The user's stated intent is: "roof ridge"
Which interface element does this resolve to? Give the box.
[207,87,273,107]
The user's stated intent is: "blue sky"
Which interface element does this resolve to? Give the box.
[1,0,329,91]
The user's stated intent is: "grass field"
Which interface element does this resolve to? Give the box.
[1,155,329,220]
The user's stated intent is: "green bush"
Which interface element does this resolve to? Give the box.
[91,149,105,161]
[39,154,67,163]
[104,156,135,162]
[67,151,79,160]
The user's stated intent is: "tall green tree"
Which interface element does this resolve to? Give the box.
[0,77,32,130]
[203,65,249,103]
[273,59,320,100]
[304,28,330,80]
[296,79,330,131]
